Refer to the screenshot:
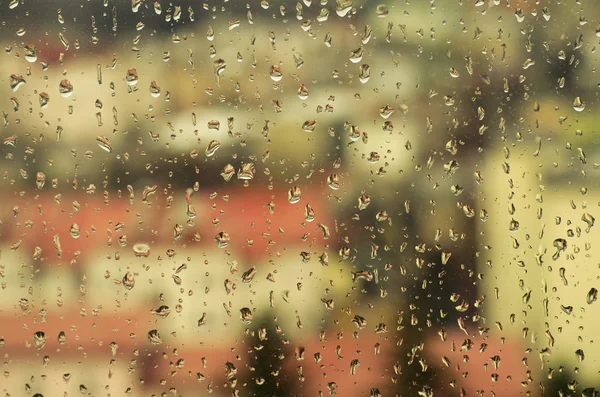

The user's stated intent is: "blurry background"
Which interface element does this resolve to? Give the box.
[0,0,599,396]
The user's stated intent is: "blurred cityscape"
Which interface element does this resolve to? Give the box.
[0,0,599,396]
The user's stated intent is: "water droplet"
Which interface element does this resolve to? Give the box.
[304,203,315,221]
[208,120,220,130]
[24,44,37,62]
[362,25,373,44]
[542,7,551,21]
[9,74,26,91]
[298,84,309,100]
[375,4,389,17]
[350,359,360,374]
[367,152,380,163]
[269,65,283,81]
[288,186,302,204]
[96,136,112,153]
[221,164,235,181]
[35,172,46,189]
[349,46,364,63]
[237,162,255,180]
[33,331,46,350]
[515,8,525,22]
[205,140,221,157]
[152,305,171,319]
[33,246,42,260]
[18,298,30,312]
[359,64,371,83]
[522,58,535,69]
[379,105,394,119]
[122,272,135,289]
[358,195,371,210]
[149,81,161,98]
[335,0,353,17]
[240,307,253,324]
[126,68,139,85]
[133,243,150,257]
[215,231,231,248]
[39,92,50,108]
[228,18,241,30]
[302,120,317,132]
[241,267,257,283]
[317,8,329,22]
[573,97,585,112]
[327,173,340,190]
[586,288,597,304]
[59,79,73,97]
[147,329,162,345]
[69,223,80,238]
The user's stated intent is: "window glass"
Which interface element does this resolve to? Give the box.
[0,1,598,396]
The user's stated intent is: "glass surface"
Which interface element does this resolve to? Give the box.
[0,0,599,396]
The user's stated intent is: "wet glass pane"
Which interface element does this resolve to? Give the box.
[0,0,598,396]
